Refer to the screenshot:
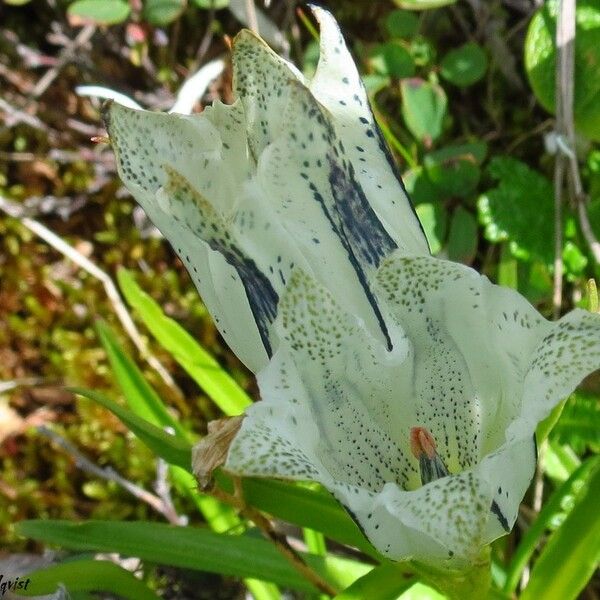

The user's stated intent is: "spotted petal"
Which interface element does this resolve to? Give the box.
[105,6,428,369]
[309,7,428,256]
[104,101,306,370]
[226,268,492,562]
[226,254,600,563]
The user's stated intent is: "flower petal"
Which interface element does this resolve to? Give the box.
[309,6,429,256]
[520,309,600,434]
[257,79,401,350]
[227,268,418,485]
[104,102,308,370]
[232,29,304,158]
[477,435,537,544]
[375,254,485,471]
[227,270,491,562]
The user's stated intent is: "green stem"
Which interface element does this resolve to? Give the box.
[410,547,492,600]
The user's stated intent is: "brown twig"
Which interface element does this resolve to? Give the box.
[30,24,96,99]
[0,195,183,400]
[38,425,186,525]
[553,156,565,319]
[555,0,600,264]
[209,481,338,596]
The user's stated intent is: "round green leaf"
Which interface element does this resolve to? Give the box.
[447,206,478,264]
[440,42,488,87]
[143,0,185,25]
[477,156,554,264]
[400,78,447,144]
[68,0,130,24]
[193,0,229,9]
[525,0,600,140]
[385,9,419,38]
[394,0,456,9]
[403,166,444,204]
[369,42,415,78]
[423,143,484,198]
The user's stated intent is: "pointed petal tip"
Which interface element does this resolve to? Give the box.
[232,27,270,51]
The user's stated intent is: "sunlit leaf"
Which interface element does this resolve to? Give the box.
[17,558,160,600]
[525,0,600,140]
[440,42,487,87]
[68,0,130,24]
[143,0,185,25]
[117,268,251,416]
[17,520,372,593]
[400,78,447,144]
[521,459,600,600]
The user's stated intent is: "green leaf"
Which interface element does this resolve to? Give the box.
[217,474,377,557]
[385,10,419,38]
[192,0,229,9]
[68,0,130,24]
[400,78,447,144]
[117,268,251,416]
[95,320,188,439]
[142,0,185,25]
[525,0,600,141]
[369,42,415,78]
[334,562,415,599]
[423,143,484,198]
[562,240,589,277]
[70,387,192,470]
[409,35,436,67]
[553,390,600,453]
[16,558,160,600]
[477,157,554,264]
[504,457,599,594]
[415,202,448,255]
[447,207,478,264]
[440,42,487,87]
[402,167,443,204]
[394,0,456,9]
[521,458,600,600]
[16,520,371,593]
[497,243,518,289]
[544,440,581,483]
[397,582,446,598]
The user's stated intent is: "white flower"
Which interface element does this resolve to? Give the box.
[104,7,600,565]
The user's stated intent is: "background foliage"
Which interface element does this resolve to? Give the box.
[0,0,599,598]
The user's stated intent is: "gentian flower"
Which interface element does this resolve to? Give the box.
[103,6,600,565]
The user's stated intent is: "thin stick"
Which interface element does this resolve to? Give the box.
[553,156,564,319]
[0,196,183,399]
[30,24,96,99]
[523,0,573,589]
[209,482,338,596]
[244,0,259,34]
[555,0,600,264]
[38,426,185,525]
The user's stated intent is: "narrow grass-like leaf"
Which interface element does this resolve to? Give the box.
[95,320,188,439]
[304,527,327,555]
[333,562,414,599]
[17,520,372,593]
[520,458,600,600]
[217,474,376,556]
[70,387,191,470]
[90,333,279,599]
[117,268,251,415]
[504,457,599,593]
[15,558,159,600]
[544,440,581,483]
